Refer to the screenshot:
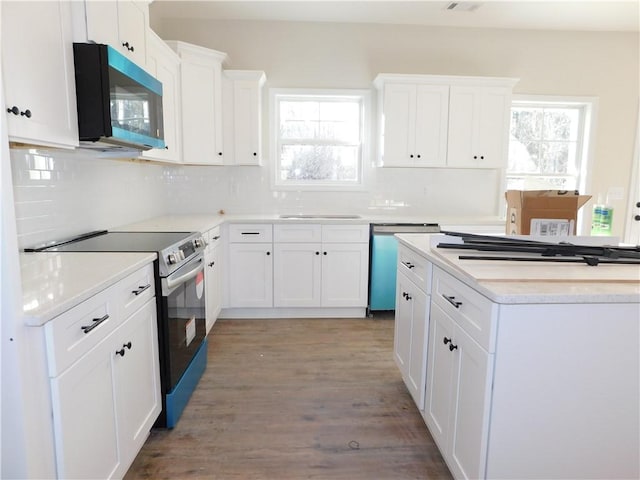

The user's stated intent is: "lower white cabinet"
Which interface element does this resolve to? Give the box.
[425,301,493,480]
[273,224,369,308]
[394,270,429,410]
[204,227,223,333]
[226,223,369,312]
[228,243,273,308]
[46,265,160,480]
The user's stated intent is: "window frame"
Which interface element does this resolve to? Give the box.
[269,88,371,191]
[507,94,598,195]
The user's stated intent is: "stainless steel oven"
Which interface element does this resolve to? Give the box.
[25,230,208,428]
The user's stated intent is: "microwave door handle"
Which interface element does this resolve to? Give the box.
[165,258,204,291]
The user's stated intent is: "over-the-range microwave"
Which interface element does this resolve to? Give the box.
[73,43,165,152]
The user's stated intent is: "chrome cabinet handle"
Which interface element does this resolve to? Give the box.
[81,314,109,334]
[132,284,151,296]
[442,294,462,308]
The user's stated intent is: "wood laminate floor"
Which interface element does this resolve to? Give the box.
[124,316,452,480]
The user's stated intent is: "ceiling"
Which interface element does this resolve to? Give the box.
[150,0,640,32]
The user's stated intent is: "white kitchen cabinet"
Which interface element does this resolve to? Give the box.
[273,242,322,307]
[393,243,433,411]
[46,264,160,480]
[204,226,223,333]
[447,85,513,168]
[223,70,266,166]
[111,300,161,475]
[425,301,493,480]
[394,270,429,409]
[2,0,79,149]
[167,41,227,165]
[227,224,273,308]
[374,74,518,169]
[320,242,369,307]
[379,83,448,167]
[141,31,182,164]
[272,224,369,308]
[73,0,149,67]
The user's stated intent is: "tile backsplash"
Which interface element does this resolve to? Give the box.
[11,149,168,249]
[11,148,502,248]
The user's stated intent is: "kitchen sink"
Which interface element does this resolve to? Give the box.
[279,214,362,219]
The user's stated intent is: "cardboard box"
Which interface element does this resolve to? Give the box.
[505,190,592,235]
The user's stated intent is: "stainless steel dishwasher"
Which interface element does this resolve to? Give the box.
[368,223,440,314]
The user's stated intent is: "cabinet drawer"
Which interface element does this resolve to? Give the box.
[228,224,273,242]
[45,287,120,377]
[321,224,369,243]
[274,224,321,242]
[116,263,155,321]
[432,267,497,352]
[398,245,432,292]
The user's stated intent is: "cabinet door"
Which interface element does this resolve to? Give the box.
[205,243,222,333]
[448,326,494,480]
[320,243,369,307]
[407,287,428,410]
[116,0,148,67]
[82,1,119,47]
[179,53,223,165]
[142,32,181,163]
[381,83,415,166]
[228,243,273,307]
[413,84,449,167]
[112,300,161,477]
[273,243,322,307]
[50,335,120,479]
[2,1,79,148]
[394,272,413,376]
[424,302,456,452]
[232,78,262,165]
[447,86,511,168]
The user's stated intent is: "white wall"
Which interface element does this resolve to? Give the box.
[151,17,639,237]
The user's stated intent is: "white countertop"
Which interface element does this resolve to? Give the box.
[396,233,640,304]
[21,252,157,326]
[114,213,505,233]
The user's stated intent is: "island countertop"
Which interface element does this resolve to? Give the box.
[396,233,640,305]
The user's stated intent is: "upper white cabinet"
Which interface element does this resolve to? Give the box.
[72,0,149,67]
[447,85,513,168]
[141,31,182,164]
[379,83,449,167]
[2,0,79,149]
[374,74,518,169]
[167,41,227,165]
[223,70,266,166]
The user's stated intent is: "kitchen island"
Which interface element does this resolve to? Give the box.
[394,233,640,480]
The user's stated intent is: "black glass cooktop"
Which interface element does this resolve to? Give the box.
[28,231,195,253]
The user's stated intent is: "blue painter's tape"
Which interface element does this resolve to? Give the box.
[106,45,163,96]
[111,126,166,149]
[165,339,208,429]
[369,234,398,311]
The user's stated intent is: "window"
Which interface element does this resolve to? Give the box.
[271,89,369,190]
[507,96,596,193]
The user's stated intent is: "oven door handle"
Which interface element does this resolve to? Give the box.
[165,258,204,290]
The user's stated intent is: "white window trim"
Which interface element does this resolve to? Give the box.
[269,88,372,192]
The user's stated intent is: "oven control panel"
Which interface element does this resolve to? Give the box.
[167,236,206,264]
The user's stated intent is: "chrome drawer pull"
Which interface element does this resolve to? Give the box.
[442,294,462,308]
[81,314,109,334]
[132,284,151,296]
